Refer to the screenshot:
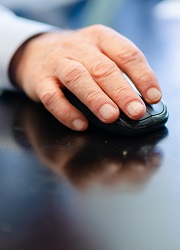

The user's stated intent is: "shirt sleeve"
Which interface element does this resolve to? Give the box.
[0,5,56,90]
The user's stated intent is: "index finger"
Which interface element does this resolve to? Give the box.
[98,27,162,104]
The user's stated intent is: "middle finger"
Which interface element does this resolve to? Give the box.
[82,51,146,119]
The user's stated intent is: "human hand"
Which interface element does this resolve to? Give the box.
[11,25,162,131]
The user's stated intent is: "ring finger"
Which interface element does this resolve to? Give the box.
[57,58,120,123]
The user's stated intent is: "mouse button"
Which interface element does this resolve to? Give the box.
[146,101,164,116]
[119,110,151,126]
[139,110,151,120]
[117,115,155,132]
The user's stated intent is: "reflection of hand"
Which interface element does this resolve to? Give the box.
[63,142,163,191]
[11,25,161,131]
[16,101,165,192]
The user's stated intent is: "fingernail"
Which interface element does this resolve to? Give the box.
[99,104,117,120]
[146,88,161,101]
[126,102,144,117]
[72,119,86,130]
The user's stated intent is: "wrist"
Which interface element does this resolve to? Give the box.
[8,33,46,88]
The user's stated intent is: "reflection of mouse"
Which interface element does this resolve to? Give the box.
[63,88,169,136]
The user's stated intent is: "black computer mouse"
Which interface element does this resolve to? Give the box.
[63,88,169,136]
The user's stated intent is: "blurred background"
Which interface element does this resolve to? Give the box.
[1,0,180,68]
[0,0,172,29]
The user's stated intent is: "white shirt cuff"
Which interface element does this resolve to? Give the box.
[0,8,56,90]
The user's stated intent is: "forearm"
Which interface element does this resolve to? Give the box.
[0,5,55,89]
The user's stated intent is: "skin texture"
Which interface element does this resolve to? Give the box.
[11,24,162,131]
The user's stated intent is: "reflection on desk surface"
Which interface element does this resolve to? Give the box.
[13,93,167,191]
[0,91,167,188]
[0,91,175,250]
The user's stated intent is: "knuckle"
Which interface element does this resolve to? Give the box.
[85,90,101,106]
[41,90,59,108]
[112,86,133,103]
[91,61,118,80]
[62,64,86,86]
[41,90,72,123]
[90,24,106,33]
[87,24,113,41]
[118,45,142,65]
[139,69,155,85]
[56,106,72,124]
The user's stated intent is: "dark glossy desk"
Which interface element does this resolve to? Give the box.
[0,1,180,250]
